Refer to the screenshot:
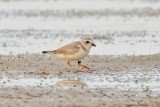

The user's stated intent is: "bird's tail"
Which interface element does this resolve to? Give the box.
[42,50,56,54]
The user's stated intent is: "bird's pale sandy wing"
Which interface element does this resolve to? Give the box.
[53,42,81,55]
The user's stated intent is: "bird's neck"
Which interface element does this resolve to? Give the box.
[80,41,91,52]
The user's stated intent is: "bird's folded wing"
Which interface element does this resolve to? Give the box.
[54,42,81,55]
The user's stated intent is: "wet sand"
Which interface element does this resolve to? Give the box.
[0,54,160,107]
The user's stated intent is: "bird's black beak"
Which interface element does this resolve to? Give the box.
[92,43,96,47]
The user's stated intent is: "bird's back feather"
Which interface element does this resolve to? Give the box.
[42,41,81,55]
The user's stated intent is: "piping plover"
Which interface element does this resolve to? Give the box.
[42,38,96,71]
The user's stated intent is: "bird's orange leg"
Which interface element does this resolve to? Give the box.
[78,60,90,71]
[67,60,72,67]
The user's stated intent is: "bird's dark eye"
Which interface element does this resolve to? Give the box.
[86,41,89,43]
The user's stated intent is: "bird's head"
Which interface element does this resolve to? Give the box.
[81,38,96,50]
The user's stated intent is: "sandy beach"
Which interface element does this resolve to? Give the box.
[0,0,160,106]
[0,53,160,107]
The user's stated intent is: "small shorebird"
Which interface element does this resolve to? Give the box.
[42,38,96,71]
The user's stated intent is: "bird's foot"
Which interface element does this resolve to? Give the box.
[78,63,91,72]
[67,60,72,67]
[77,60,91,72]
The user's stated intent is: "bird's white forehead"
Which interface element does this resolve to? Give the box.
[81,38,93,41]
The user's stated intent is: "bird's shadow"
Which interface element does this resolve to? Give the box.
[69,68,94,73]
[56,67,95,77]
